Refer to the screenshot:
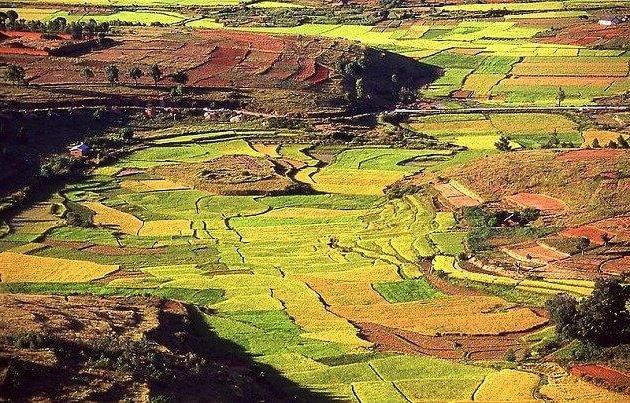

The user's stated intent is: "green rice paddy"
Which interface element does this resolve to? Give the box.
[1,131,554,399]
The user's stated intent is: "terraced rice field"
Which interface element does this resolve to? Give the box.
[0,133,571,400]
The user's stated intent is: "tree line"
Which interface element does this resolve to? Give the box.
[4,62,190,95]
[0,10,110,39]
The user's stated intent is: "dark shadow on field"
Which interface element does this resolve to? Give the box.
[349,47,443,112]
[186,306,339,402]
[0,284,339,402]
[0,109,130,198]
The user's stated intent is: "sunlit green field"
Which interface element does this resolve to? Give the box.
[0,127,566,400]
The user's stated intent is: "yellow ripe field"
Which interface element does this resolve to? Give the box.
[300,330,372,348]
[581,129,627,147]
[83,201,144,235]
[312,170,406,195]
[263,207,367,219]
[0,252,118,282]
[301,278,387,306]
[251,142,280,157]
[540,375,630,402]
[489,113,578,135]
[475,369,540,402]
[330,296,547,335]
[462,73,505,96]
[120,179,189,192]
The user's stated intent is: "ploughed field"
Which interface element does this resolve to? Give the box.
[2,126,629,401]
[3,0,630,111]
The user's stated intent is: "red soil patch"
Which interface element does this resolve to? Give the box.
[505,192,567,212]
[538,23,630,48]
[305,63,331,84]
[433,182,480,208]
[592,216,630,243]
[356,321,531,361]
[556,149,628,162]
[560,225,609,246]
[549,255,613,279]
[561,216,630,245]
[600,256,630,275]
[0,47,48,56]
[571,364,630,391]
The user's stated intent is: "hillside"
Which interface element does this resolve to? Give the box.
[444,148,630,226]
[0,28,438,114]
[0,294,331,401]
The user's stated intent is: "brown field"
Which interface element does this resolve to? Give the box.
[504,242,569,263]
[538,23,630,48]
[600,256,630,276]
[505,192,568,213]
[433,182,482,208]
[357,321,533,361]
[151,155,296,196]
[0,27,436,113]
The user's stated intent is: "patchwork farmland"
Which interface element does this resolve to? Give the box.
[1,0,630,401]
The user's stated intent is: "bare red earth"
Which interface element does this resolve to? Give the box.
[505,192,567,212]
[571,364,630,391]
[356,321,533,361]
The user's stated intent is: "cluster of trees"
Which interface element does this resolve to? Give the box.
[547,278,630,346]
[590,135,630,149]
[98,64,188,88]
[0,11,110,39]
[494,135,512,151]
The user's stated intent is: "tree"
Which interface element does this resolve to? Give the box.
[80,66,94,80]
[118,127,134,140]
[170,70,188,86]
[556,87,566,107]
[546,293,578,340]
[494,135,512,151]
[575,278,630,345]
[105,65,119,86]
[4,64,26,85]
[129,66,143,86]
[608,140,618,148]
[6,10,18,23]
[577,236,590,255]
[546,278,630,346]
[601,232,612,247]
[617,135,630,149]
[150,64,162,87]
[50,16,67,32]
[591,138,601,148]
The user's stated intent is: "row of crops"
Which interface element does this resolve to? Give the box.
[1,129,625,400]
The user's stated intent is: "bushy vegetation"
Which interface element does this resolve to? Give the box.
[547,278,630,346]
